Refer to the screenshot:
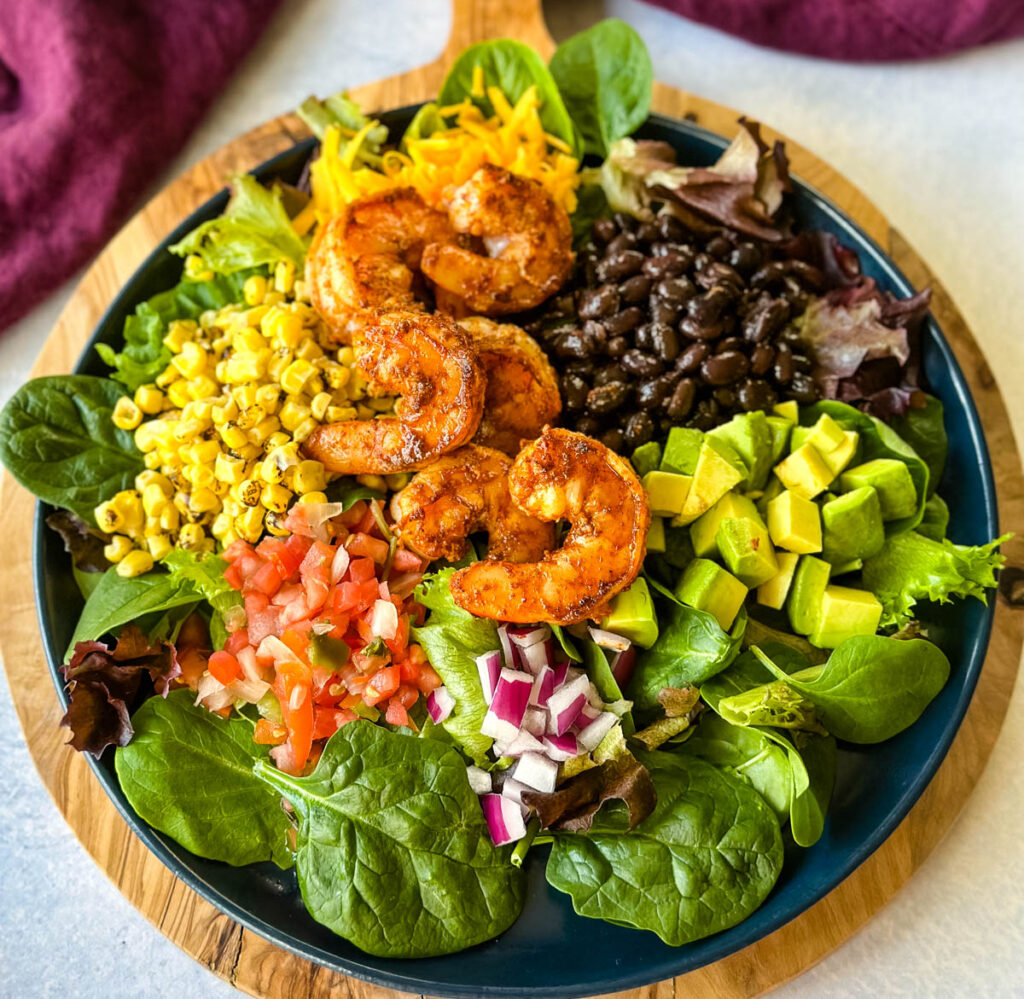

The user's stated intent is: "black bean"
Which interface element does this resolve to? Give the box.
[606,336,628,358]
[679,316,724,341]
[657,214,688,242]
[789,372,820,404]
[696,261,744,291]
[737,378,778,411]
[750,261,787,289]
[623,411,655,449]
[620,274,652,304]
[692,252,713,272]
[750,342,775,376]
[650,323,680,362]
[581,320,608,353]
[575,415,601,436]
[675,342,709,373]
[785,260,827,291]
[728,242,762,276]
[713,386,738,408]
[716,337,745,354]
[656,276,697,303]
[742,296,790,342]
[642,252,688,279]
[701,350,750,385]
[706,235,733,260]
[554,331,590,358]
[593,363,627,386]
[637,379,668,409]
[773,342,794,384]
[689,398,720,430]
[592,217,617,244]
[621,349,665,377]
[777,324,804,347]
[635,220,659,244]
[561,373,590,411]
[650,297,682,325]
[635,323,655,351]
[586,382,631,414]
[603,306,643,336]
[613,212,638,233]
[687,286,733,325]
[791,352,813,373]
[597,249,645,282]
[665,378,696,420]
[604,232,636,257]
[601,427,626,452]
[578,284,620,319]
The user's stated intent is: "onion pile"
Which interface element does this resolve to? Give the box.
[426,623,637,845]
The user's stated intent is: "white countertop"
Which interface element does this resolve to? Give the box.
[1,1,1022,995]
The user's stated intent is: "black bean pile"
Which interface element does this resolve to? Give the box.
[523,212,824,454]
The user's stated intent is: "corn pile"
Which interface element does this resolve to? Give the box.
[96,260,397,576]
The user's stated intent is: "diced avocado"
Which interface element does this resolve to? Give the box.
[755,475,785,517]
[690,492,764,558]
[809,585,882,649]
[642,470,692,517]
[756,550,800,610]
[839,458,917,521]
[773,400,799,423]
[804,414,847,453]
[774,443,834,499]
[601,577,659,648]
[660,427,704,475]
[674,440,746,525]
[631,440,663,478]
[821,486,885,564]
[787,555,831,635]
[765,416,793,465]
[707,412,774,490]
[767,489,822,554]
[646,516,667,553]
[717,516,779,588]
[829,558,863,576]
[822,430,859,476]
[674,558,748,631]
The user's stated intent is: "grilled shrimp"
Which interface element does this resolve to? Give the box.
[307,188,456,336]
[421,165,573,315]
[390,444,554,564]
[457,317,562,454]
[303,311,486,475]
[450,428,650,624]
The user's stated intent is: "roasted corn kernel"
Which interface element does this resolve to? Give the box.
[103,534,133,563]
[116,549,154,578]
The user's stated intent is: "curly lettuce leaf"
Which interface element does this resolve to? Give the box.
[862,530,1011,629]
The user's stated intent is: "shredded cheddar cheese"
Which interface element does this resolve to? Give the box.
[309,86,581,221]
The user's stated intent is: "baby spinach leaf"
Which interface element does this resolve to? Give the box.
[401,102,446,147]
[700,642,809,715]
[917,494,950,542]
[890,394,947,497]
[412,567,499,763]
[549,19,653,157]
[115,690,293,867]
[752,637,951,743]
[569,183,610,249]
[545,750,783,945]
[253,721,525,958]
[784,729,836,848]
[324,476,386,510]
[438,40,581,155]
[0,375,144,523]
[550,622,583,661]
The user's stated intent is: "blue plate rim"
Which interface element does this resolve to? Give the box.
[31,107,998,998]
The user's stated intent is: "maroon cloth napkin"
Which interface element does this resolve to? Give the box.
[645,0,1024,60]
[0,0,282,331]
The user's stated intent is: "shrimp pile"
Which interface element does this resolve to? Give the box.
[390,445,554,564]
[303,311,485,475]
[457,317,561,455]
[450,428,650,624]
[421,164,574,315]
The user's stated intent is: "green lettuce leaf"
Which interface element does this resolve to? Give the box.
[297,92,388,153]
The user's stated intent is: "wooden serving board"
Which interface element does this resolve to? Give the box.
[2,1,1022,997]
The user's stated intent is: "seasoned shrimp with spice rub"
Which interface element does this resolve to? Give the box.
[302,311,485,475]
[450,428,650,624]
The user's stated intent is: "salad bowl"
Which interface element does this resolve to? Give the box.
[30,104,1002,998]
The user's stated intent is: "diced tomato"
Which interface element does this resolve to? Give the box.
[347,557,377,583]
[316,612,350,638]
[272,660,314,775]
[331,579,379,614]
[222,539,254,564]
[208,650,242,685]
[407,601,427,626]
[311,706,358,740]
[313,675,344,706]
[354,616,375,644]
[338,500,367,529]
[253,718,287,745]
[178,647,208,690]
[387,571,423,598]
[247,605,283,646]
[223,563,244,591]
[385,700,410,727]
[224,629,249,655]
[393,684,419,710]
[251,558,288,597]
[363,665,400,706]
[356,505,378,535]
[244,591,270,616]
[271,581,304,607]
[257,536,304,577]
[391,548,423,574]
[284,532,314,563]
[384,611,409,655]
[300,541,334,612]
[346,532,389,563]
[280,628,311,665]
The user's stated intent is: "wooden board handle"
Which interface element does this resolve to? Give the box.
[441,0,555,63]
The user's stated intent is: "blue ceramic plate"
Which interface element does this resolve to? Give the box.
[34,108,997,997]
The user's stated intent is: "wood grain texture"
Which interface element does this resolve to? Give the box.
[1,1,1021,997]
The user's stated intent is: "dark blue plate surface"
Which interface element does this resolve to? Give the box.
[33,108,998,997]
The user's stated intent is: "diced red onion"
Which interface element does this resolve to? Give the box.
[481,669,533,743]
[542,733,578,761]
[508,625,551,648]
[529,665,556,708]
[611,645,637,688]
[330,545,351,583]
[587,627,631,653]
[497,625,520,669]
[494,728,546,757]
[547,674,590,736]
[513,752,558,793]
[521,639,554,675]
[481,793,526,845]
[500,778,531,814]
[475,651,502,704]
[465,765,492,795]
[426,686,455,724]
[369,599,398,640]
[576,702,601,729]
[552,661,569,687]
[521,706,547,737]
[196,672,225,702]
[577,711,619,752]
[377,580,390,600]
[311,621,334,636]
[585,682,604,709]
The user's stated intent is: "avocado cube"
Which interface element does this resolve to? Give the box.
[660,427,704,475]
[601,577,659,648]
[767,490,822,554]
[690,493,764,558]
[646,516,667,553]
[674,440,746,525]
[755,475,785,517]
[674,558,748,631]
[773,400,799,423]
[716,517,779,588]
[707,412,774,490]
[829,558,863,576]
[756,551,800,610]
[642,470,692,517]
[821,486,885,564]
[821,430,859,475]
[787,555,831,635]
[631,440,663,478]
[774,443,834,499]
[809,585,883,649]
[805,414,847,453]
[765,416,793,465]
[839,458,918,521]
